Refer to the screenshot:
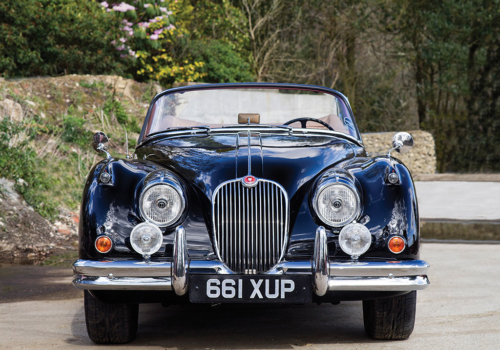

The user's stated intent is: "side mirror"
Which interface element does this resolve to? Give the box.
[388,132,413,157]
[92,132,111,159]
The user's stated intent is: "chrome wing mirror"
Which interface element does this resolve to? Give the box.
[92,131,112,160]
[388,132,413,157]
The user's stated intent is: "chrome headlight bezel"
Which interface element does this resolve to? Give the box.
[139,180,186,228]
[312,177,361,228]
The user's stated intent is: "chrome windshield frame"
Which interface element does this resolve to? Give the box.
[137,126,364,148]
[137,83,362,147]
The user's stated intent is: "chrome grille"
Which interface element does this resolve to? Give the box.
[212,179,289,274]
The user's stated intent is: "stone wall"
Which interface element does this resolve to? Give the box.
[361,130,436,175]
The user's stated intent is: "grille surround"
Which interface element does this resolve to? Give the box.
[211,178,289,274]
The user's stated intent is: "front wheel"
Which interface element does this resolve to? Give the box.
[84,290,139,344]
[362,291,417,340]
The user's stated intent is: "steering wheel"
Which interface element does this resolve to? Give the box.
[283,117,335,131]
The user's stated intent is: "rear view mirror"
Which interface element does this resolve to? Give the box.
[92,131,111,159]
[238,113,260,124]
[392,132,414,154]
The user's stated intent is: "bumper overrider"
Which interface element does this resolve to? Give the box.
[73,227,430,296]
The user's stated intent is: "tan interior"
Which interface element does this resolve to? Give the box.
[147,113,348,135]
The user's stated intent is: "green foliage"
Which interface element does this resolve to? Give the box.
[0,119,58,218]
[186,40,253,83]
[384,0,500,171]
[191,0,249,54]
[1,0,499,173]
[103,0,208,85]
[99,0,254,86]
[103,99,141,133]
[0,0,255,85]
[0,0,124,78]
[355,67,417,133]
[62,115,93,149]
[79,80,107,90]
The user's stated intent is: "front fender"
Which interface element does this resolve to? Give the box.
[348,157,420,259]
[79,159,160,259]
[79,158,215,260]
[286,156,419,260]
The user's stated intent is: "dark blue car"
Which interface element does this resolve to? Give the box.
[73,83,429,343]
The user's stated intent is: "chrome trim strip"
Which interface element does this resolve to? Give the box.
[73,275,172,290]
[139,128,363,147]
[327,276,430,291]
[72,272,429,292]
[329,260,429,277]
[72,258,429,292]
[265,261,313,275]
[173,226,188,296]
[188,260,236,275]
[73,259,428,278]
[312,227,328,296]
[73,259,172,277]
[247,131,252,174]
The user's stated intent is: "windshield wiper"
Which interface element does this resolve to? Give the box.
[147,125,211,138]
[222,124,293,132]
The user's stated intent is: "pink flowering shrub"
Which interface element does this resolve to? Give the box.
[112,2,135,12]
[101,0,206,84]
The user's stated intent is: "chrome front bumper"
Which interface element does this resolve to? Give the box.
[73,227,430,295]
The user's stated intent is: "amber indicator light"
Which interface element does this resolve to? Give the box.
[388,236,405,254]
[95,236,113,253]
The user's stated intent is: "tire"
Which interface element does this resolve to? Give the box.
[362,291,417,340]
[84,290,139,344]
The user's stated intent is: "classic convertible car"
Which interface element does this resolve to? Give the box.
[73,83,429,344]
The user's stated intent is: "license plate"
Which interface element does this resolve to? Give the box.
[189,275,312,303]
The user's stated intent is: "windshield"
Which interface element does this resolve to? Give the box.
[143,87,358,138]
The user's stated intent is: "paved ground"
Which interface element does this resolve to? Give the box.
[415,173,500,182]
[1,243,499,349]
[415,181,500,221]
[0,262,80,303]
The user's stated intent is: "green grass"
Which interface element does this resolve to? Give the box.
[62,115,93,149]
[103,98,141,134]
[0,77,148,222]
[0,113,95,219]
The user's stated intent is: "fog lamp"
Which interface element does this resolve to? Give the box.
[130,222,163,256]
[388,236,406,254]
[338,223,371,259]
[95,236,113,253]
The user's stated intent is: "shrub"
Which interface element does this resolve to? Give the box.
[0,119,59,218]
[103,99,141,133]
[0,0,124,77]
[62,115,93,149]
[186,40,253,83]
[101,0,254,85]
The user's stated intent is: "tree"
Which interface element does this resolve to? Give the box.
[385,0,500,171]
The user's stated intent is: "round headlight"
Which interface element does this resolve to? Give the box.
[130,223,163,255]
[140,183,185,227]
[339,223,371,257]
[313,183,360,227]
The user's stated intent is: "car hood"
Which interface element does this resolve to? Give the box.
[136,133,358,201]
